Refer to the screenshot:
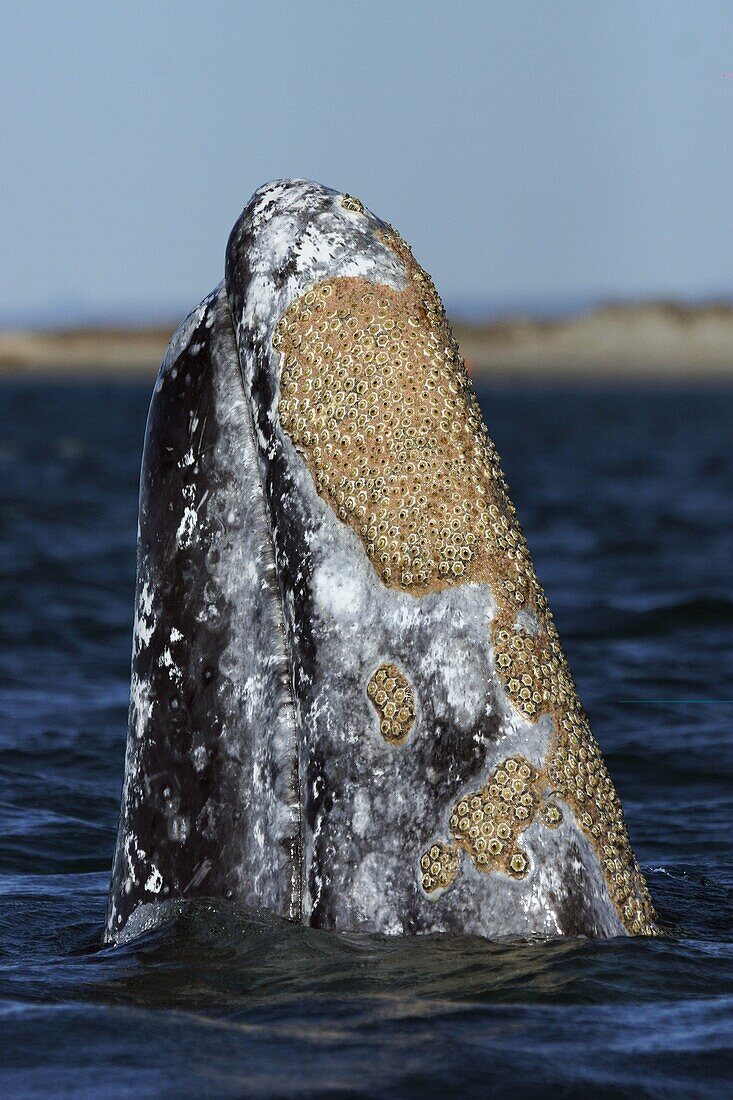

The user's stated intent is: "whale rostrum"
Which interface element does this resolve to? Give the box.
[105,180,657,944]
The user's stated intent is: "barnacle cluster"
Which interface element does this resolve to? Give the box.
[340,193,365,214]
[448,755,539,881]
[421,756,568,892]
[367,663,415,744]
[419,842,460,892]
[274,207,657,935]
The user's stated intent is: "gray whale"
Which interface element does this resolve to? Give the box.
[105,180,657,944]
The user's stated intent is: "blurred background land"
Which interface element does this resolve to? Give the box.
[3,4,733,388]
[2,299,732,381]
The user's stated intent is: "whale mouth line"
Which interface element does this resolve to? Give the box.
[236,295,305,926]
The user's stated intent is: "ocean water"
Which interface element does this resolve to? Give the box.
[1,380,732,1098]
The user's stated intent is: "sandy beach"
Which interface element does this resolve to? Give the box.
[1,300,733,381]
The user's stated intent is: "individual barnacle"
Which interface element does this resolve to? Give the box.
[509,851,529,877]
[542,802,563,829]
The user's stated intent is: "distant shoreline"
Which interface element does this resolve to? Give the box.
[2,300,733,381]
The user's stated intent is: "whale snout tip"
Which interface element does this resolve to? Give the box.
[241,178,372,232]
[226,179,389,300]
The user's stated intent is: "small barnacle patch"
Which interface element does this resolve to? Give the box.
[422,760,574,898]
[367,663,415,744]
[341,193,365,214]
[420,842,460,893]
[448,755,540,880]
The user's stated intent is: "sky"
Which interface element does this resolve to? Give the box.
[2,0,733,324]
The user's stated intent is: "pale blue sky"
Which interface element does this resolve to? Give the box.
[2,1,732,323]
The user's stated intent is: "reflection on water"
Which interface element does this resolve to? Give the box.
[0,382,732,1096]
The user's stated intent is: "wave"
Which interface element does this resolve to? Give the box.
[569,595,733,640]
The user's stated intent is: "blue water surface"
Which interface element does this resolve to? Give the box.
[0,380,731,1098]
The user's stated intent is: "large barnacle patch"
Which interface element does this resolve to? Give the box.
[274,221,657,935]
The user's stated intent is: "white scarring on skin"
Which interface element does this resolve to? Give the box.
[230,180,626,938]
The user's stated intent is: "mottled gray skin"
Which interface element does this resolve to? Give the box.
[107,179,625,945]
[227,181,624,938]
[105,284,299,944]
